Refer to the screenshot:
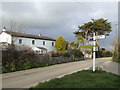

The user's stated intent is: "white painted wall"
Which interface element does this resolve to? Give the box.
[0,32,12,44]
[13,36,56,52]
[0,32,56,52]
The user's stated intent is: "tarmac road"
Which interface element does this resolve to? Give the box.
[2,57,118,88]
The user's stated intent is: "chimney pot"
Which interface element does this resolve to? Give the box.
[38,33,42,36]
[2,27,6,31]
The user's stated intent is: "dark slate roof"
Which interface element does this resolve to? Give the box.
[4,31,56,41]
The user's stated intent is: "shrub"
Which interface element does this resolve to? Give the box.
[69,49,84,58]
[102,50,113,57]
[2,66,7,73]
[50,51,61,57]
[112,44,120,63]
[112,52,120,63]
[22,62,33,70]
[96,50,102,58]
[50,51,70,57]
[2,45,39,73]
[63,52,70,57]
[100,48,106,51]
[95,48,113,58]
[2,45,37,64]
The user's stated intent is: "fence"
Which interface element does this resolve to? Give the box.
[35,54,85,65]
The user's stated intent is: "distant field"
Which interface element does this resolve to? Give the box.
[30,70,120,88]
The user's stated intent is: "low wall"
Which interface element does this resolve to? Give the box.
[35,55,84,65]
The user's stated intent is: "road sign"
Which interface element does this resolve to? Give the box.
[95,35,106,40]
[89,41,94,45]
[93,46,98,51]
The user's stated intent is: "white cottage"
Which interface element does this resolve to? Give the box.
[0,28,56,53]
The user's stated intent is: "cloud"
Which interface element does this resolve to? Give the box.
[1,2,118,49]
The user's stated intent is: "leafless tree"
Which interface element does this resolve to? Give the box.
[9,20,16,31]
[5,19,25,44]
[7,19,24,32]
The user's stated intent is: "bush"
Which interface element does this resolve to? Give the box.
[50,51,70,57]
[69,49,84,58]
[96,50,102,58]
[50,51,62,57]
[2,45,40,73]
[95,48,113,58]
[63,52,70,57]
[100,48,105,51]
[50,50,84,58]
[102,50,113,57]
[2,66,7,73]
[112,52,120,63]
[2,45,37,64]
[112,44,120,63]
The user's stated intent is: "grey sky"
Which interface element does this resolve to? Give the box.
[0,2,118,49]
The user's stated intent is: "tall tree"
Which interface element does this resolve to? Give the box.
[55,36,67,53]
[74,18,112,46]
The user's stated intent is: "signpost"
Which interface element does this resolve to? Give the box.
[92,33,106,72]
[93,32,96,72]
[93,46,98,51]
[95,35,106,40]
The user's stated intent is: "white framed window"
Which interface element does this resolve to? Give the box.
[32,40,35,45]
[52,42,54,46]
[43,41,45,45]
[41,50,43,53]
[19,39,22,44]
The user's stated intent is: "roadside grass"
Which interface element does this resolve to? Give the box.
[30,70,120,88]
[2,63,50,73]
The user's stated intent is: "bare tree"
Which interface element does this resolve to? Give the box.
[7,19,24,32]
[9,20,16,31]
[5,19,25,44]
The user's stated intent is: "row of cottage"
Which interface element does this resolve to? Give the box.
[0,27,93,57]
[0,27,56,54]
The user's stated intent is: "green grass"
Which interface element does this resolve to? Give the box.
[80,45,93,49]
[30,70,120,88]
[2,63,50,73]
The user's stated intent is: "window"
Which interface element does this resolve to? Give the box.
[52,42,54,46]
[36,50,38,53]
[43,41,45,45]
[41,50,43,53]
[32,40,35,45]
[19,39,22,44]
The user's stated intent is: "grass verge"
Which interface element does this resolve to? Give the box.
[30,70,120,88]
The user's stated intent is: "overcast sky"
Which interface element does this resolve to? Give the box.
[0,2,118,49]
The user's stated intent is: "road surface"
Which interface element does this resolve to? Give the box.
[2,57,118,88]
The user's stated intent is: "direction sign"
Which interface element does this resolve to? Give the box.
[93,46,98,51]
[89,41,94,45]
[95,35,106,40]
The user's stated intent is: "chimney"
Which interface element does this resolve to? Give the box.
[38,33,42,36]
[2,27,6,32]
